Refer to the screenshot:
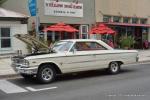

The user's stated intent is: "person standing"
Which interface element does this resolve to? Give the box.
[108,39,114,48]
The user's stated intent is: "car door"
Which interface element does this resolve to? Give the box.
[87,42,110,69]
[67,41,110,71]
[62,41,97,73]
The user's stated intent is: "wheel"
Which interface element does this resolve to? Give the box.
[21,74,34,80]
[37,65,56,84]
[108,62,120,74]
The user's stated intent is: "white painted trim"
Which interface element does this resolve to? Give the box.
[26,86,58,92]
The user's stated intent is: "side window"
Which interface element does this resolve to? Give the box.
[89,42,107,50]
[75,42,90,51]
[75,42,107,51]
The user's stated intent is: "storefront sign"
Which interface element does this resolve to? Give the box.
[44,0,83,17]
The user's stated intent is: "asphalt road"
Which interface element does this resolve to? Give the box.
[1,62,150,100]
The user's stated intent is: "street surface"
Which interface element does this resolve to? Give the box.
[0,62,150,100]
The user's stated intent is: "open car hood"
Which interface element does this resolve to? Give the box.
[14,34,50,52]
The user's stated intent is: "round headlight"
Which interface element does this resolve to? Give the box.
[23,59,29,66]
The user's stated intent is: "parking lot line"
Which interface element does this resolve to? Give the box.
[0,80,28,94]
[26,86,58,92]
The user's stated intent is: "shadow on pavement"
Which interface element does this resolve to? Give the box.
[8,68,137,86]
[55,68,136,82]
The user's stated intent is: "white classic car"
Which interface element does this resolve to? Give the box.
[11,34,139,83]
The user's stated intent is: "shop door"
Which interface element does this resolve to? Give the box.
[134,27,142,49]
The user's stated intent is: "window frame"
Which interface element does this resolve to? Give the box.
[113,16,121,23]
[123,17,130,23]
[0,27,12,51]
[132,17,139,24]
[140,18,147,24]
[80,25,89,39]
[103,15,112,22]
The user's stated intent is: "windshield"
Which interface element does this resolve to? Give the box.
[52,41,73,53]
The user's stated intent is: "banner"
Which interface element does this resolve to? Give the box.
[28,0,37,16]
[44,0,83,17]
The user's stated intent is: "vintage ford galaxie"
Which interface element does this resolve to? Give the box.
[11,34,139,83]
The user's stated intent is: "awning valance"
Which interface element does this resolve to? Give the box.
[105,22,150,27]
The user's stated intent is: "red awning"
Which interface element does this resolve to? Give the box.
[89,24,116,35]
[43,22,78,33]
[105,22,150,27]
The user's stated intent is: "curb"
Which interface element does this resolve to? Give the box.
[138,60,150,63]
[0,73,20,79]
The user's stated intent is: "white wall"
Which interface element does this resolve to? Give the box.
[95,0,150,22]
[11,24,28,54]
[0,22,28,55]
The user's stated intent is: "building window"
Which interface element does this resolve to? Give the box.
[140,18,147,24]
[81,25,88,39]
[132,18,139,24]
[113,16,121,22]
[103,15,111,22]
[123,17,130,23]
[0,28,11,50]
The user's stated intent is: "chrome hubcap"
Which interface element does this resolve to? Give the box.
[111,62,118,72]
[42,68,53,81]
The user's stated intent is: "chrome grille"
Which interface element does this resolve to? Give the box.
[12,58,24,64]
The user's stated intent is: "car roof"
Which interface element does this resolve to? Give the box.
[61,39,102,42]
[60,39,113,50]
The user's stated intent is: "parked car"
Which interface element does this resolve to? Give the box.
[11,34,139,83]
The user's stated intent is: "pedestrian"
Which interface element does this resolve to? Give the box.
[108,39,114,48]
[143,40,149,49]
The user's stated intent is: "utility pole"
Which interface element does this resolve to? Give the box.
[35,1,39,39]
[28,0,39,39]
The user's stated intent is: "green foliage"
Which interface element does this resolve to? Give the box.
[0,0,7,5]
[120,36,135,49]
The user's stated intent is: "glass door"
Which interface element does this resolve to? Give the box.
[80,25,89,39]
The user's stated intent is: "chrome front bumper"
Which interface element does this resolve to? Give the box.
[12,64,38,75]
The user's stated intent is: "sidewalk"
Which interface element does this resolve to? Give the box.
[0,50,150,78]
[138,50,150,62]
[0,57,17,78]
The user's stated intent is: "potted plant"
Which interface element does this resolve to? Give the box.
[120,36,135,49]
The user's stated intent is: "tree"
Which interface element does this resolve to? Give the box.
[0,0,7,5]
